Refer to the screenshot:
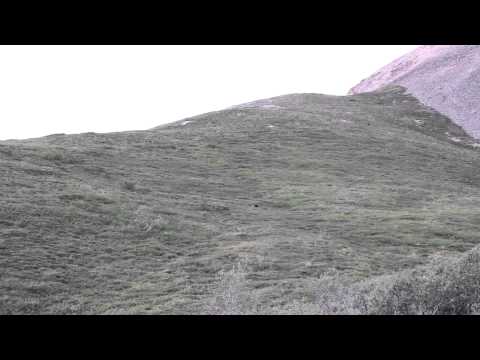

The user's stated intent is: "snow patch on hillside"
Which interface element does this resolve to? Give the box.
[229,99,284,110]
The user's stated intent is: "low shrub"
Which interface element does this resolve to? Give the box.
[204,260,261,315]
[204,245,480,315]
[42,150,64,161]
[134,205,169,233]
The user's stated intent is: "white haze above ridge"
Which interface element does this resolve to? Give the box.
[0,45,418,140]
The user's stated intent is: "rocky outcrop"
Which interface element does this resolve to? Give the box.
[350,45,480,139]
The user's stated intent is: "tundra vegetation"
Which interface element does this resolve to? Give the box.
[1,86,480,314]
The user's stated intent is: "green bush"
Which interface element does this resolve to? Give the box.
[294,246,480,315]
[204,245,480,315]
[359,249,480,315]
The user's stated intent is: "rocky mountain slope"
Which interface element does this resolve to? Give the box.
[350,46,480,139]
[2,86,480,314]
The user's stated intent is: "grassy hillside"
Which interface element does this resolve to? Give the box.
[1,86,480,314]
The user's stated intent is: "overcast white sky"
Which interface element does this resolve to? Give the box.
[0,45,418,140]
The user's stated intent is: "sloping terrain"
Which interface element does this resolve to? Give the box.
[2,86,480,314]
[349,45,480,139]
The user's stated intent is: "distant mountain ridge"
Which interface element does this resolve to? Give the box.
[349,45,480,139]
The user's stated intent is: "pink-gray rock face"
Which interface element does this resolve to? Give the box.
[349,45,480,139]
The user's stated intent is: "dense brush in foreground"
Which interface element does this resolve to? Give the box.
[206,244,480,314]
